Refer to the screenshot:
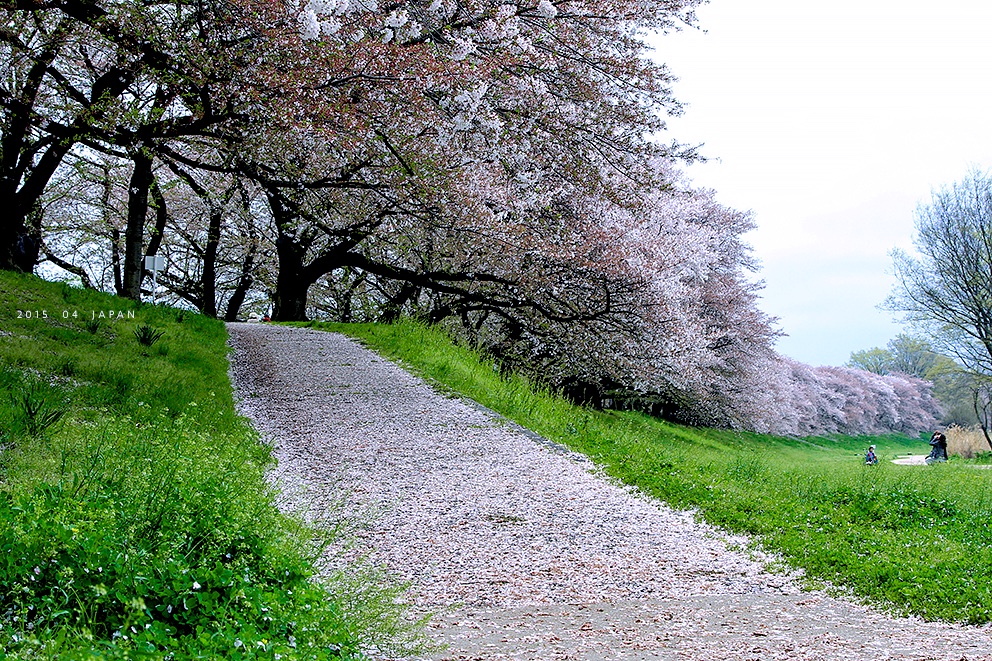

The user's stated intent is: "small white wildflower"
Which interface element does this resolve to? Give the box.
[192,581,201,590]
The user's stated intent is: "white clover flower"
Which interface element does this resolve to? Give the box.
[536,0,557,18]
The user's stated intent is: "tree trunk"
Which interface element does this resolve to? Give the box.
[272,232,310,321]
[202,208,222,317]
[145,177,168,257]
[224,243,256,322]
[379,283,417,323]
[975,384,992,451]
[0,204,40,273]
[111,226,123,296]
[122,150,154,301]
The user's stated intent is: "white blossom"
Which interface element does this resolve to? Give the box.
[384,9,408,28]
[298,9,320,40]
[450,37,475,61]
[536,0,558,19]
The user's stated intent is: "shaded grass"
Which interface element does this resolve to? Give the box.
[0,274,427,660]
[304,319,992,624]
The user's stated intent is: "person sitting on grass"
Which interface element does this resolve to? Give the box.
[865,445,879,465]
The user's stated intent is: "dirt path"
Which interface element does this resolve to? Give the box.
[892,455,929,465]
[227,323,992,660]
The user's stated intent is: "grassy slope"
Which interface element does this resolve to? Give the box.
[304,320,992,624]
[0,273,423,660]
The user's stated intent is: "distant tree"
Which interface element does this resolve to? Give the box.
[848,347,894,374]
[849,335,979,428]
[887,169,992,448]
[887,334,940,379]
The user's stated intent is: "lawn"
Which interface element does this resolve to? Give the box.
[0,273,424,660]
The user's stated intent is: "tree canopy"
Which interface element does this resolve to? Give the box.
[886,169,992,445]
[0,0,942,436]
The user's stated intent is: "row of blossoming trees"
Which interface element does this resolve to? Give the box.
[0,0,939,434]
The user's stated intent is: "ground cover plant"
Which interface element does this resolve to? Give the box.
[307,319,992,624]
[0,272,425,660]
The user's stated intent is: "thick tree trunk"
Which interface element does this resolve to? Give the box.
[0,205,40,273]
[122,150,154,301]
[272,233,310,321]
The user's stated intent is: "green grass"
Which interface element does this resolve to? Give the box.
[301,319,992,624]
[0,273,427,660]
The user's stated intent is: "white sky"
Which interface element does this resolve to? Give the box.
[653,0,992,366]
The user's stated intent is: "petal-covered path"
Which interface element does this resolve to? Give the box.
[227,323,992,660]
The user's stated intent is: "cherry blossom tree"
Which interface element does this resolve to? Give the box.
[6,0,942,436]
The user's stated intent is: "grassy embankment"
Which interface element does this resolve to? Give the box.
[0,272,425,660]
[303,319,992,624]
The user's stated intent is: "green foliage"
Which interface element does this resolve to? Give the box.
[133,324,165,347]
[0,273,427,660]
[7,380,69,439]
[847,347,894,375]
[318,319,992,624]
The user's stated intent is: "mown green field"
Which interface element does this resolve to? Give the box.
[0,273,423,660]
[305,319,992,624]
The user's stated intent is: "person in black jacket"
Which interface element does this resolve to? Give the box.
[926,430,948,464]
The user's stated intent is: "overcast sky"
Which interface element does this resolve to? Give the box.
[653,0,992,366]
